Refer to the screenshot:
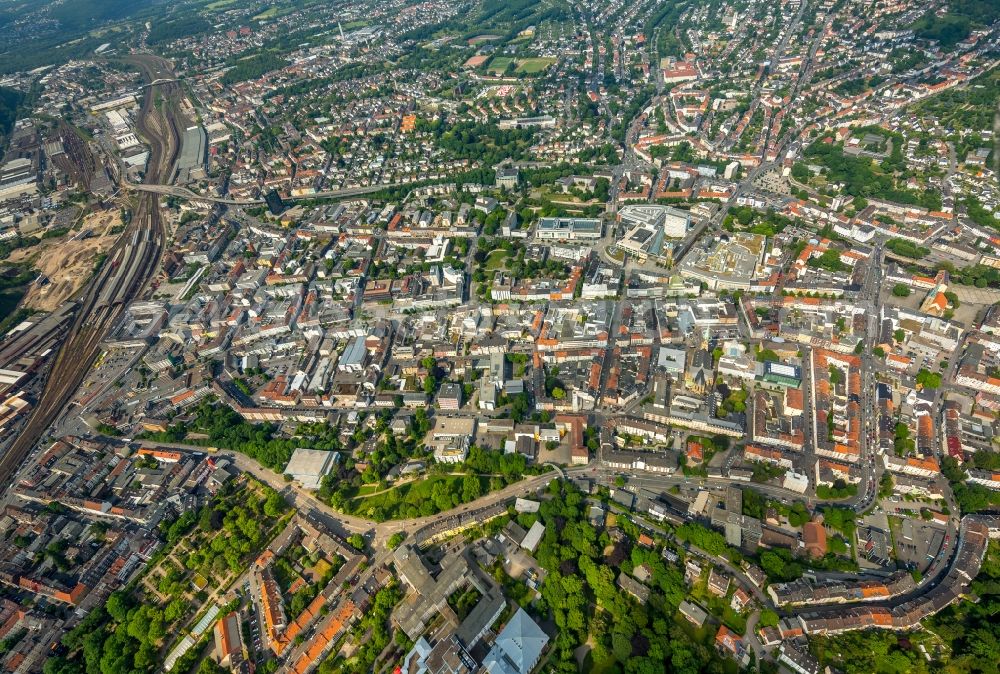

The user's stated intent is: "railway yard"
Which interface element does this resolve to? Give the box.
[0,55,179,488]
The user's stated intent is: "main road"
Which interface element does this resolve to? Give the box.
[0,54,179,490]
[124,178,439,206]
[136,438,587,547]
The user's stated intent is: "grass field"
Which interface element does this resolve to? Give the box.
[516,57,556,73]
[253,6,280,20]
[488,57,514,74]
[205,0,236,10]
[345,474,493,521]
[485,249,510,270]
[312,558,333,578]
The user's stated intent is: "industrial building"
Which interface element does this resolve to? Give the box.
[174,125,207,184]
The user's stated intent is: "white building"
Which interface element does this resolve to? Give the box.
[782,471,809,494]
[283,448,340,489]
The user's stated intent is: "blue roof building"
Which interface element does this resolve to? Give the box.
[482,608,548,674]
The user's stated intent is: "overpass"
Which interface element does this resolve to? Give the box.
[141,78,179,88]
[124,182,263,205]
[122,180,415,205]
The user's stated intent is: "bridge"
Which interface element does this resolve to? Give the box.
[142,78,179,87]
[122,180,412,205]
[124,182,263,205]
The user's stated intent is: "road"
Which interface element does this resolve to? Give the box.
[137,438,585,548]
[124,177,432,206]
[0,53,176,491]
[133,429,980,652]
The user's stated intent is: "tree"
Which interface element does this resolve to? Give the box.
[347,534,366,551]
[791,162,811,181]
[916,368,941,389]
[43,658,81,674]
[263,491,286,518]
[163,598,187,623]
[891,283,911,297]
[105,592,132,623]
[756,348,780,362]
[759,609,780,628]
[788,502,811,527]
[878,472,894,499]
[462,475,482,502]
[386,532,406,549]
[198,658,226,674]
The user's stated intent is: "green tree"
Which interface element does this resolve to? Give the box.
[462,475,482,502]
[759,609,780,628]
[263,491,286,518]
[916,368,942,389]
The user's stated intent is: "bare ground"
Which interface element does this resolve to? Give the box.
[10,208,123,312]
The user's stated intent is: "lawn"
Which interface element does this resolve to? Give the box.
[516,57,556,73]
[605,246,625,261]
[346,474,492,521]
[485,249,510,270]
[252,6,280,20]
[488,57,514,74]
[312,558,333,579]
[204,0,236,9]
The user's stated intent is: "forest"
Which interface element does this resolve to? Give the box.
[529,481,734,674]
[414,117,538,167]
[221,53,290,85]
[0,86,23,142]
[138,399,342,471]
[804,138,940,210]
[911,0,1000,48]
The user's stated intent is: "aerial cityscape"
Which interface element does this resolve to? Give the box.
[0,0,998,673]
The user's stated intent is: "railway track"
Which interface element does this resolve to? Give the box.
[0,55,179,489]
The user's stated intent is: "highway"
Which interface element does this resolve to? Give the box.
[0,54,178,491]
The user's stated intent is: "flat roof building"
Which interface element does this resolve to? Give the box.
[338,335,368,372]
[521,521,546,553]
[175,125,207,183]
[283,448,339,489]
[616,205,690,262]
[536,217,602,241]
